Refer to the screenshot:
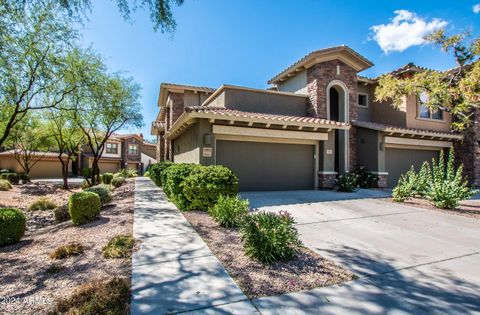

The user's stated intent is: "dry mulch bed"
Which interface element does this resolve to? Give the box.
[0,180,135,315]
[183,211,355,299]
[385,197,480,220]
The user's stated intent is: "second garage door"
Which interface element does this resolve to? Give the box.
[386,148,439,188]
[216,140,314,191]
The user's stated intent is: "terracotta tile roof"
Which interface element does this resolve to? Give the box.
[0,150,67,158]
[184,106,349,127]
[351,120,462,140]
[160,82,216,92]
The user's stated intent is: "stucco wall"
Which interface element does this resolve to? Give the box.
[172,124,200,163]
[356,128,380,171]
[277,70,308,94]
[0,156,72,179]
[357,84,373,121]
[405,94,452,132]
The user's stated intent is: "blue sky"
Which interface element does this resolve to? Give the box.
[80,0,480,139]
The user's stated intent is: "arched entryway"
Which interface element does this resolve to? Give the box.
[327,80,349,174]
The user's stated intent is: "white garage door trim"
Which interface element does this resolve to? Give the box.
[384,136,452,151]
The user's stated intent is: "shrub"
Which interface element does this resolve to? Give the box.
[241,211,302,264]
[53,205,70,223]
[84,184,112,205]
[415,161,431,197]
[149,161,174,187]
[68,192,101,225]
[0,173,19,185]
[352,168,378,188]
[49,242,85,259]
[208,195,249,228]
[0,179,12,191]
[117,168,137,178]
[50,277,130,315]
[101,173,114,185]
[28,197,57,211]
[392,166,417,202]
[336,173,360,192]
[0,169,11,174]
[102,234,135,259]
[162,163,201,210]
[82,167,92,178]
[18,173,30,183]
[427,148,476,209]
[0,208,26,246]
[111,176,126,188]
[183,165,238,210]
[143,171,150,177]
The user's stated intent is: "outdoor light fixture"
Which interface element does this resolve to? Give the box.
[203,133,212,145]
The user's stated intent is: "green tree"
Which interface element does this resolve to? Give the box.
[6,114,53,175]
[375,29,480,131]
[0,1,78,147]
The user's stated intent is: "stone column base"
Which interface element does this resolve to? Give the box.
[318,173,337,189]
[376,174,388,188]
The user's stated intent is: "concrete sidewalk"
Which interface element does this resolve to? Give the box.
[131,177,258,314]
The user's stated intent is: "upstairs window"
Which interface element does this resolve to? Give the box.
[128,144,139,155]
[418,92,443,120]
[358,93,368,108]
[106,143,118,154]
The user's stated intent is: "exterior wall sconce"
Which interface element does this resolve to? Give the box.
[203,133,212,145]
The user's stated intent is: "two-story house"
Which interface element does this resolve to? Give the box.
[80,133,157,175]
[151,46,473,191]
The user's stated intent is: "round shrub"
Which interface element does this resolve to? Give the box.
[68,192,101,225]
[241,211,302,264]
[18,173,31,183]
[183,165,238,210]
[0,208,26,246]
[162,163,201,210]
[101,173,114,185]
[143,171,150,177]
[0,173,19,185]
[0,179,13,191]
[111,176,126,188]
[208,195,249,228]
[149,161,174,187]
[84,184,112,205]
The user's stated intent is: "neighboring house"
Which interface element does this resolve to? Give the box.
[151,45,471,191]
[0,150,71,179]
[79,133,156,175]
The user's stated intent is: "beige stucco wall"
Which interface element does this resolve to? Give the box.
[357,84,373,121]
[277,70,308,94]
[172,123,200,163]
[184,90,211,107]
[405,94,452,132]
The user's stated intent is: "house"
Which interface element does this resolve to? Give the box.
[79,133,157,175]
[151,45,472,191]
[0,150,71,179]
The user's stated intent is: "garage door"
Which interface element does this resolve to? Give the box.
[216,140,314,191]
[98,161,120,173]
[385,148,439,188]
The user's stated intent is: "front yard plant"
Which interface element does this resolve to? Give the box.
[68,192,101,225]
[102,234,135,259]
[148,160,174,186]
[162,163,201,210]
[208,195,249,228]
[0,173,19,185]
[0,179,13,191]
[392,148,476,208]
[50,277,130,315]
[49,242,85,260]
[111,176,126,188]
[183,165,238,210]
[84,184,112,205]
[100,173,114,185]
[336,173,360,192]
[241,211,302,264]
[0,208,26,246]
[28,197,57,211]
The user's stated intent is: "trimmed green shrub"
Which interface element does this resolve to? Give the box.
[427,148,476,209]
[50,277,130,315]
[111,176,126,188]
[0,179,12,191]
[149,161,174,187]
[68,192,101,225]
[28,197,57,211]
[0,169,11,174]
[53,205,70,223]
[241,211,302,264]
[143,171,150,177]
[101,173,114,185]
[0,173,19,185]
[0,208,26,246]
[102,234,135,259]
[18,173,30,183]
[49,242,85,259]
[352,168,378,188]
[336,173,360,192]
[208,195,249,228]
[162,163,201,210]
[84,184,112,205]
[183,165,238,210]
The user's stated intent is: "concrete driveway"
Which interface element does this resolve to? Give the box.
[242,190,480,314]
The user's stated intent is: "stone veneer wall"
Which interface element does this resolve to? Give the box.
[307,60,359,173]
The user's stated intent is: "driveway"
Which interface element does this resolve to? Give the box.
[242,190,480,314]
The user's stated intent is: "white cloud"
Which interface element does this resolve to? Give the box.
[473,4,480,13]
[370,10,448,54]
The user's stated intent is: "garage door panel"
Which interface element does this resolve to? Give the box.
[216,140,314,191]
[98,161,120,173]
[386,148,439,188]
